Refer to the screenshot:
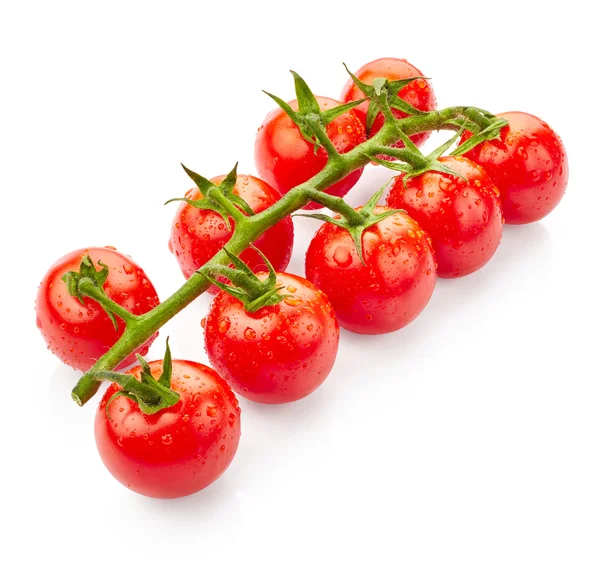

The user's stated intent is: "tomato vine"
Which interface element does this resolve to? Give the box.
[70,69,507,406]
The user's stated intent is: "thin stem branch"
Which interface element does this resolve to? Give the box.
[78,279,138,324]
[206,187,247,224]
[304,188,364,225]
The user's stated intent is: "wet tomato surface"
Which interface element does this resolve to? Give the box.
[387,156,503,278]
[95,359,241,498]
[204,272,339,404]
[35,247,160,371]
[305,207,436,334]
[460,111,568,224]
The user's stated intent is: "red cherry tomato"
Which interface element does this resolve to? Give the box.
[95,359,241,499]
[204,272,339,404]
[169,174,294,293]
[459,111,568,224]
[386,156,503,278]
[340,58,436,148]
[35,247,160,371]
[254,96,366,210]
[305,207,436,334]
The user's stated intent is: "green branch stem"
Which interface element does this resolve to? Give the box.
[77,279,138,325]
[71,105,493,406]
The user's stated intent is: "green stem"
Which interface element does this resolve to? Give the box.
[304,188,365,225]
[71,105,492,406]
[206,187,247,224]
[78,279,138,324]
[305,114,342,160]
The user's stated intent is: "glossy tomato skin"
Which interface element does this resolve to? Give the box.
[254,96,366,210]
[340,58,436,148]
[95,359,241,499]
[35,247,160,371]
[459,111,568,224]
[305,208,436,334]
[204,272,339,404]
[387,156,503,278]
[169,174,294,293]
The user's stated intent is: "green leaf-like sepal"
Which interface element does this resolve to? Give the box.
[264,71,361,155]
[94,338,180,417]
[291,70,320,115]
[370,123,469,187]
[166,163,255,229]
[342,63,426,133]
[451,117,509,157]
[320,98,365,126]
[202,246,287,313]
[298,186,403,265]
[62,256,118,330]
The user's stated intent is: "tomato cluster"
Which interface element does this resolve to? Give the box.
[35,57,568,499]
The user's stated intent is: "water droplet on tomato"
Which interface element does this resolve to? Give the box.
[218,317,231,333]
[284,296,303,307]
[206,405,218,417]
[332,246,353,268]
[244,327,256,340]
[123,264,134,275]
[161,434,173,445]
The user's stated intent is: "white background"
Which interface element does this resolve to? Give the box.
[2,1,599,562]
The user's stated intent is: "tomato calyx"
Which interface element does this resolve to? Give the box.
[264,70,365,155]
[62,255,136,330]
[165,162,254,229]
[298,186,402,264]
[451,110,508,156]
[203,246,287,313]
[87,338,180,415]
[342,63,426,134]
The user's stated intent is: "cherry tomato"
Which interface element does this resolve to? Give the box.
[305,207,436,334]
[386,156,503,278]
[340,58,436,148]
[35,247,160,371]
[169,174,294,292]
[95,358,241,499]
[204,272,339,404]
[254,96,366,210]
[459,111,568,224]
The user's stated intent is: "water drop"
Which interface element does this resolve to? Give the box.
[332,246,353,268]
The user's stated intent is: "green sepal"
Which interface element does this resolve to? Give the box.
[290,70,320,115]
[451,117,508,156]
[62,256,118,330]
[297,186,403,265]
[202,246,287,313]
[264,71,354,154]
[166,163,254,229]
[386,76,427,116]
[320,98,365,126]
[93,339,180,417]
[370,124,469,187]
[263,89,319,147]
[342,63,425,133]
